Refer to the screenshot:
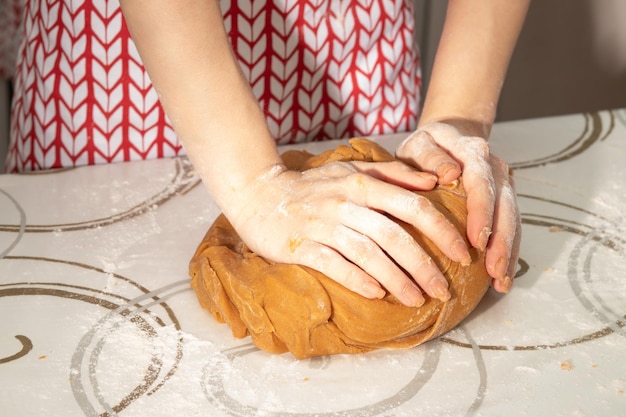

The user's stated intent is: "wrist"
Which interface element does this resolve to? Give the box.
[214,162,290,224]
[418,116,493,140]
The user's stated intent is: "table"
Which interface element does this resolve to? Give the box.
[1,110,625,417]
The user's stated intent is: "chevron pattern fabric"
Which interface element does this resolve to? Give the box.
[5,0,421,172]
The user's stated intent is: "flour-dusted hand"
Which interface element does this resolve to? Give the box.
[396,122,521,292]
[225,160,473,307]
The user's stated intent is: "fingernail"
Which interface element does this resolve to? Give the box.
[477,227,492,251]
[362,281,385,299]
[430,278,451,302]
[499,275,513,293]
[433,161,457,179]
[402,282,425,307]
[451,239,472,266]
[494,257,508,280]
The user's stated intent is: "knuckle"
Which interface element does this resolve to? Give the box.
[413,253,433,272]
[310,161,356,178]
[494,155,509,171]
[381,220,410,244]
[345,171,371,189]
[400,193,432,214]
[341,267,367,292]
[398,131,438,162]
[470,174,496,201]
[491,155,511,176]
[348,236,379,266]
[400,280,418,297]
[298,243,331,269]
[460,136,490,159]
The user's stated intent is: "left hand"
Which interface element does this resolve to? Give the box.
[395,121,521,292]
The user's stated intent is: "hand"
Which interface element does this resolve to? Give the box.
[226,160,473,307]
[396,121,521,292]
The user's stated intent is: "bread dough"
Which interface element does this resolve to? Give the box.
[189,139,491,359]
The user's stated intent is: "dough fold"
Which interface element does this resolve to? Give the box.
[189,138,491,359]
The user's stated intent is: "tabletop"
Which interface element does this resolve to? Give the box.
[1,109,625,417]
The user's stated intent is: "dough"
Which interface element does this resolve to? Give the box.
[189,139,491,359]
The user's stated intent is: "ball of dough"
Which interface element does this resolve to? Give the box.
[189,139,491,359]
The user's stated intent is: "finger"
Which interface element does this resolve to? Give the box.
[395,130,462,184]
[457,139,497,250]
[327,224,429,307]
[486,169,522,293]
[339,173,472,265]
[506,216,523,284]
[351,160,438,191]
[336,202,452,303]
[292,239,390,301]
[464,175,495,251]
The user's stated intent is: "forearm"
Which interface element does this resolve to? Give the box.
[420,0,530,136]
[119,0,283,213]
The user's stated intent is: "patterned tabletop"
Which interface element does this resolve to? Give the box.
[1,109,625,417]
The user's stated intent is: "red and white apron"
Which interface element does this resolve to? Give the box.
[4,0,421,172]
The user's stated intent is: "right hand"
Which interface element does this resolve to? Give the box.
[225,160,473,307]
[396,122,521,293]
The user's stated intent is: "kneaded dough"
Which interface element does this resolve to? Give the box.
[189,138,491,359]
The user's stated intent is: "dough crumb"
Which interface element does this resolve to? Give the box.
[560,359,574,371]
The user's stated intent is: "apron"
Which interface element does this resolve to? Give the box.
[5,0,421,172]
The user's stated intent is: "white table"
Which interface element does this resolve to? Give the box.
[1,109,625,416]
